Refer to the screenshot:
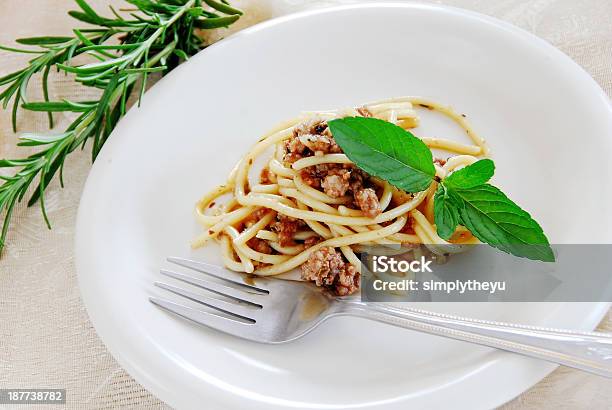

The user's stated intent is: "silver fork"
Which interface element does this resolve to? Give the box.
[151,257,612,378]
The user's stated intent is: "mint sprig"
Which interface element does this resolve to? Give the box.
[442,175,555,262]
[328,117,554,262]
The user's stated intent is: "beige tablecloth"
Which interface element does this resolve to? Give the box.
[1,0,611,408]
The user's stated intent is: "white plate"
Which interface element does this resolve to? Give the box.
[75,3,612,409]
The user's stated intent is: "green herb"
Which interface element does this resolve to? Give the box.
[443,158,494,188]
[328,117,435,192]
[0,0,242,254]
[439,163,554,262]
[433,185,461,240]
[328,117,554,262]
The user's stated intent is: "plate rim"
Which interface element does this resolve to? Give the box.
[75,2,612,409]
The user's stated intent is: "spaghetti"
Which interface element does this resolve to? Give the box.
[192,97,488,295]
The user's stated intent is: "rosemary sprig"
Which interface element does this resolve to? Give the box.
[0,0,242,254]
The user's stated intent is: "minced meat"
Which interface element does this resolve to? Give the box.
[271,215,305,246]
[301,246,360,295]
[354,188,382,218]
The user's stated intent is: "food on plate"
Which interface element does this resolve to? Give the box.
[192,97,553,295]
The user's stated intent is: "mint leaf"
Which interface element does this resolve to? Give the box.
[433,184,460,240]
[452,184,555,262]
[444,159,495,189]
[328,117,435,192]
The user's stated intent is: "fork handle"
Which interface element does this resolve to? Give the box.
[339,301,612,378]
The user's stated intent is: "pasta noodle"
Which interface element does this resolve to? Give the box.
[192,97,488,295]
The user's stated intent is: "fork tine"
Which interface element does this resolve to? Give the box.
[155,282,258,322]
[167,257,269,293]
[150,297,253,338]
[160,269,264,306]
